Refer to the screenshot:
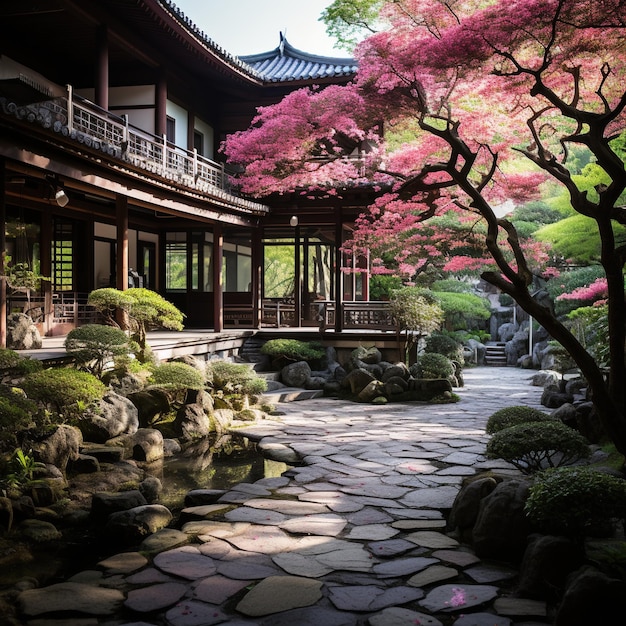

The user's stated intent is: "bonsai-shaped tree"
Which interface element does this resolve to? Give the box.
[88,287,184,363]
[388,286,443,364]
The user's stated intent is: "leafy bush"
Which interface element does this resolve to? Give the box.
[64,324,129,377]
[567,305,609,367]
[486,421,591,474]
[207,360,267,398]
[430,279,475,293]
[410,353,455,380]
[424,332,464,363]
[486,405,555,435]
[525,466,626,537]
[149,361,206,390]
[432,291,491,331]
[21,368,107,421]
[0,386,41,453]
[0,348,43,376]
[545,265,605,315]
[261,339,325,363]
[369,274,403,300]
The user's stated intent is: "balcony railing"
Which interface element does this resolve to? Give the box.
[2,84,267,213]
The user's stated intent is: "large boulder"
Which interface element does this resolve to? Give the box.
[132,428,164,463]
[281,361,312,387]
[32,424,82,472]
[173,403,212,440]
[105,504,173,543]
[6,312,42,350]
[81,392,139,443]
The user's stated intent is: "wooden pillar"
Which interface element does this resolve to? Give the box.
[252,227,262,328]
[155,74,167,138]
[294,224,301,327]
[212,225,223,332]
[334,207,343,332]
[0,160,6,347]
[94,25,109,110]
[40,210,52,336]
[116,195,128,290]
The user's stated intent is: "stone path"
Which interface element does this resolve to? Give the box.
[16,366,554,626]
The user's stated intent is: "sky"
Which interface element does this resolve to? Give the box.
[172,0,347,57]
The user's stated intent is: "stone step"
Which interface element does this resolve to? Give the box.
[261,388,324,403]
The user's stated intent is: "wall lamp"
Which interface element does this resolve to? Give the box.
[55,188,69,207]
[289,215,298,227]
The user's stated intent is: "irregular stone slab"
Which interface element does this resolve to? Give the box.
[315,546,377,572]
[432,549,481,567]
[383,507,444,520]
[179,503,233,522]
[229,482,273,496]
[18,582,124,617]
[216,553,282,580]
[298,491,364,513]
[165,599,228,626]
[367,538,416,557]
[257,605,357,626]
[406,530,460,549]
[224,507,287,525]
[373,556,439,578]
[419,584,498,613]
[197,537,236,559]
[126,567,174,584]
[272,552,333,578]
[396,460,439,474]
[98,551,148,574]
[400,485,460,509]
[465,563,518,584]
[257,440,300,463]
[184,488,228,506]
[224,525,325,555]
[369,606,444,626]
[191,575,251,604]
[408,564,459,587]
[279,514,347,536]
[182,520,250,538]
[328,584,424,611]
[153,546,216,580]
[338,482,410,499]
[124,581,187,612]
[236,576,323,616]
[392,519,447,531]
[347,507,394,525]
[453,612,512,625]
[441,451,482,465]
[244,498,329,516]
[493,597,548,617]
[140,528,189,554]
[346,524,399,541]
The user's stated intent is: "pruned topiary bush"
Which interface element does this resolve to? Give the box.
[207,360,267,399]
[486,405,555,435]
[64,324,130,377]
[486,421,591,474]
[424,332,465,364]
[21,368,107,422]
[410,353,455,381]
[525,466,626,538]
[0,385,42,453]
[149,361,206,391]
[260,338,325,365]
[0,347,43,376]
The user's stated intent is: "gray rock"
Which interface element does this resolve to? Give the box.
[236,576,323,616]
[132,427,164,462]
[6,312,42,350]
[124,581,187,612]
[105,504,172,543]
[32,424,82,472]
[174,403,212,440]
[91,490,148,518]
[18,582,124,616]
[281,361,312,387]
[419,584,498,613]
[81,392,139,443]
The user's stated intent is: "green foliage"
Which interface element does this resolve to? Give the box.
[424,332,464,363]
[411,353,455,380]
[260,339,325,363]
[4,262,50,293]
[369,274,403,300]
[430,279,475,293]
[0,386,41,453]
[547,340,578,375]
[64,324,129,377]
[525,466,626,538]
[2,448,46,492]
[545,265,606,315]
[485,405,555,435]
[0,348,43,375]
[389,287,444,333]
[567,305,609,367]
[149,361,206,390]
[207,360,267,398]
[486,421,591,474]
[509,201,563,227]
[21,368,107,421]
[320,0,384,51]
[432,291,491,330]
[88,288,184,363]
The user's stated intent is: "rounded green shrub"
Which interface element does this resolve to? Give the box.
[0,386,41,453]
[486,405,555,435]
[525,466,626,537]
[424,332,465,363]
[21,368,107,421]
[411,353,455,380]
[260,339,325,363]
[486,421,591,474]
[64,324,130,376]
[207,360,267,397]
[150,361,206,390]
[0,348,43,376]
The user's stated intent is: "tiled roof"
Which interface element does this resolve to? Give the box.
[240,34,357,83]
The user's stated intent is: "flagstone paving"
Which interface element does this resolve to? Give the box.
[15,366,556,625]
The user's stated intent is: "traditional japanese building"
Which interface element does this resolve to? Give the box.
[0,0,386,346]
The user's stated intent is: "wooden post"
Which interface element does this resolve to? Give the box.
[213,225,223,332]
[0,160,6,347]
